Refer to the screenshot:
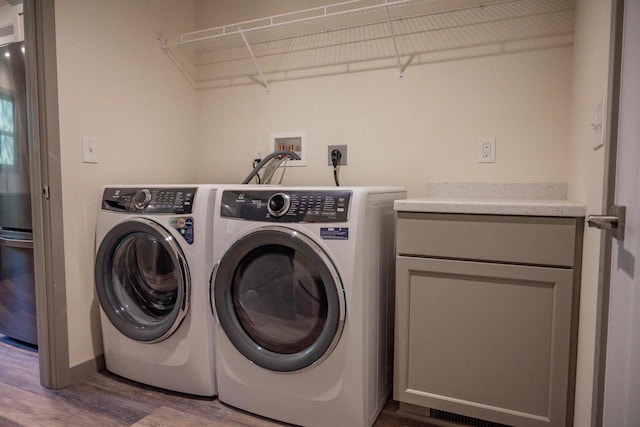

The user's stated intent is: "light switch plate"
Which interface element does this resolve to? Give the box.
[591,95,606,151]
[82,136,98,164]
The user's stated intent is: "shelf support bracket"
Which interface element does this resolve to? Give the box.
[238,26,270,92]
[384,5,404,79]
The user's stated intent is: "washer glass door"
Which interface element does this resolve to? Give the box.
[95,218,190,343]
[212,227,345,372]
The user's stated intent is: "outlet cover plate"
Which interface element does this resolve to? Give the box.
[478,137,496,163]
[327,145,347,166]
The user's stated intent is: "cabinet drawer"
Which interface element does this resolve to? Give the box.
[396,212,579,267]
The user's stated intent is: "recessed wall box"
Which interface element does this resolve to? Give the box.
[269,131,306,166]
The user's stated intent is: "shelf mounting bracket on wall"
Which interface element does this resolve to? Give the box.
[384,4,404,79]
[238,26,270,92]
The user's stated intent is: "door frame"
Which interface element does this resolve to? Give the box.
[592,0,624,425]
[24,0,70,389]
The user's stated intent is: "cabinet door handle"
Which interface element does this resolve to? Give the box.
[587,215,618,229]
[587,205,625,240]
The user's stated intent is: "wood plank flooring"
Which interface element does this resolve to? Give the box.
[0,335,433,427]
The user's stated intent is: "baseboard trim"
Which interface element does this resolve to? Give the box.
[69,354,105,384]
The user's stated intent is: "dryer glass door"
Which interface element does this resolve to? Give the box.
[213,227,345,372]
[95,218,190,343]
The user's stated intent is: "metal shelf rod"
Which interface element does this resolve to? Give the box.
[237,26,270,92]
[384,4,404,79]
[163,0,416,48]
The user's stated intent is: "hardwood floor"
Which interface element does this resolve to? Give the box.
[0,335,432,427]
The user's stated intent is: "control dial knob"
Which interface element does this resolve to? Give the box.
[267,193,291,217]
[133,189,152,210]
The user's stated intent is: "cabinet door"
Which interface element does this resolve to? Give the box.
[394,256,574,427]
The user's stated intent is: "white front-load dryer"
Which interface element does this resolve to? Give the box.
[210,186,406,426]
[94,184,219,396]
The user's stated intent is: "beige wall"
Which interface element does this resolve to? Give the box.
[54,0,197,368]
[193,3,573,197]
[567,0,613,425]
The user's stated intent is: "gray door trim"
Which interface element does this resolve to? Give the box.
[24,0,71,389]
[592,0,624,425]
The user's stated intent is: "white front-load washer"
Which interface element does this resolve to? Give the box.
[210,186,406,426]
[94,184,220,396]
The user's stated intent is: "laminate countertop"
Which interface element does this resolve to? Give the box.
[394,197,586,217]
[394,183,586,217]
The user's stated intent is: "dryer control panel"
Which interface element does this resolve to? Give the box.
[221,190,351,222]
[101,187,197,214]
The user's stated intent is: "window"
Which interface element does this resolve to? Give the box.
[0,92,16,166]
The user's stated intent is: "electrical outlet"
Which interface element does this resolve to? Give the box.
[478,137,496,163]
[327,145,347,166]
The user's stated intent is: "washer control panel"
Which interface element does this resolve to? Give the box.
[101,187,197,214]
[221,190,351,222]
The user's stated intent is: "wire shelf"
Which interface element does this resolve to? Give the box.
[158,0,575,90]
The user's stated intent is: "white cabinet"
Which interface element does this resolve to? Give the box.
[394,212,583,427]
